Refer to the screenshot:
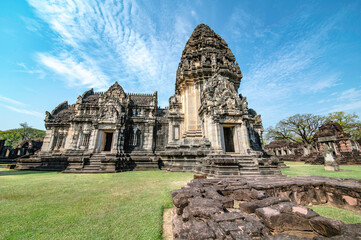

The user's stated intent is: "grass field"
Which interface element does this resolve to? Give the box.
[281,161,361,179]
[282,161,361,224]
[0,170,192,240]
[310,206,361,224]
[1,162,360,239]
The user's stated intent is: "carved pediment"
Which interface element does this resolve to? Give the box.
[104,82,126,101]
[201,74,242,115]
[99,104,121,120]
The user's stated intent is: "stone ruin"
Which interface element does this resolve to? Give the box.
[0,138,42,164]
[16,24,281,176]
[265,122,361,165]
[171,176,361,239]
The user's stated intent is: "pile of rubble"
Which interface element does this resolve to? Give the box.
[171,176,361,239]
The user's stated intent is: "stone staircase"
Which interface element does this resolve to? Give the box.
[127,152,160,171]
[82,155,102,172]
[63,153,118,173]
[204,154,262,178]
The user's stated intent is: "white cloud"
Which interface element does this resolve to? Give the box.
[0,95,25,106]
[1,104,42,118]
[328,88,361,112]
[233,9,347,127]
[20,15,42,32]
[27,0,189,99]
[0,96,42,118]
[38,53,109,89]
[16,62,45,78]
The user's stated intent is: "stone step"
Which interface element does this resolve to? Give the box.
[83,166,100,170]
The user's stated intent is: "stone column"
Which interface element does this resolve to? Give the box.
[238,123,251,154]
[41,129,54,152]
[111,129,119,153]
[210,122,223,152]
[233,125,241,154]
[64,128,74,150]
[95,131,104,152]
[88,128,98,152]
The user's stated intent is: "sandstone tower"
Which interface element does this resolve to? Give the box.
[16,24,281,177]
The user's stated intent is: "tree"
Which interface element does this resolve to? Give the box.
[265,114,325,145]
[20,122,31,141]
[0,123,45,148]
[326,111,361,140]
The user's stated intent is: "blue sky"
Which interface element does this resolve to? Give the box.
[0,0,361,130]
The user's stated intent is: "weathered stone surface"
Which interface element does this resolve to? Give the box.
[255,202,318,231]
[188,220,216,240]
[309,216,343,237]
[239,197,290,213]
[232,188,268,201]
[172,177,361,240]
[213,212,245,222]
[188,198,224,218]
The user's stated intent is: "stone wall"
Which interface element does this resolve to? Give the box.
[171,177,361,239]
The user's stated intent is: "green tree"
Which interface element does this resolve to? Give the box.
[326,111,361,140]
[0,123,45,148]
[20,122,31,141]
[265,114,325,145]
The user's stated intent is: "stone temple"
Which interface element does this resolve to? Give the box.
[16,24,281,176]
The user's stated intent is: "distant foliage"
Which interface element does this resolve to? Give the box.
[0,122,45,147]
[325,111,361,140]
[265,114,325,145]
[266,111,361,144]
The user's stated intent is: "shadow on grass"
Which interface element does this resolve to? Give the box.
[0,170,56,176]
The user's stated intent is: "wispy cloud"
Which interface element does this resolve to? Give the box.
[0,95,42,117]
[232,9,347,126]
[20,15,42,33]
[26,0,196,106]
[1,104,43,117]
[16,62,45,78]
[38,53,109,88]
[328,87,361,112]
[0,95,25,106]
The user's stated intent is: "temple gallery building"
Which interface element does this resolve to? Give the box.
[17,24,281,177]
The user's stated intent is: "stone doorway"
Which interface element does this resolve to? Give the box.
[103,132,113,151]
[223,127,235,152]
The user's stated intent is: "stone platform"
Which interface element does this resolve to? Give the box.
[171,176,361,239]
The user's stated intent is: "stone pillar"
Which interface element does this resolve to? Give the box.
[211,122,223,152]
[143,124,154,151]
[95,131,104,152]
[233,126,241,154]
[238,123,251,154]
[111,129,119,153]
[41,129,54,152]
[64,128,74,150]
[77,132,83,149]
[88,128,98,152]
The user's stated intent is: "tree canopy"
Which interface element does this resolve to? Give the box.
[265,114,325,145]
[265,111,361,145]
[0,122,45,148]
[325,111,361,140]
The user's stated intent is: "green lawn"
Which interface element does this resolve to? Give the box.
[1,162,360,239]
[0,170,192,240]
[282,161,361,224]
[281,161,361,179]
[310,206,361,224]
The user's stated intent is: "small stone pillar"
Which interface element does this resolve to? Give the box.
[322,146,340,171]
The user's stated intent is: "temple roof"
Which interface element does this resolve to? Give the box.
[314,121,350,139]
[175,24,242,91]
